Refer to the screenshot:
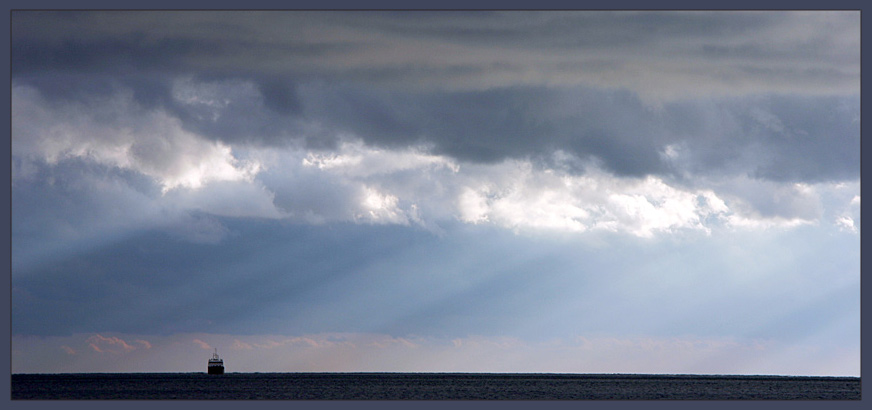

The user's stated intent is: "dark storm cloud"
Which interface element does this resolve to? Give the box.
[14,75,860,182]
[11,10,860,181]
[298,84,858,181]
[13,73,175,113]
[12,11,858,90]
[11,35,211,76]
[363,10,775,50]
[257,78,303,115]
[166,75,314,147]
[295,85,671,176]
[11,11,356,80]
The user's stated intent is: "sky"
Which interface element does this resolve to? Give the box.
[9,10,861,376]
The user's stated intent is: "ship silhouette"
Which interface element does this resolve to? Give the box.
[207,348,224,374]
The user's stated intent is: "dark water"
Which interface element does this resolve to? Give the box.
[12,373,860,400]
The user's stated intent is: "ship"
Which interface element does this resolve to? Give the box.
[207,348,225,374]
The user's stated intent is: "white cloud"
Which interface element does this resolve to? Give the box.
[259,139,859,238]
[724,215,814,230]
[12,83,262,194]
[11,83,289,249]
[695,177,828,231]
[458,187,490,224]
[835,192,861,234]
[302,139,459,176]
[354,186,407,225]
[448,161,730,237]
[835,216,856,233]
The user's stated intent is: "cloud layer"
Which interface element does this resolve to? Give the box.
[12,11,860,180]
[12,78,860,239]
[12,11,859,95]
[11,11,860,376]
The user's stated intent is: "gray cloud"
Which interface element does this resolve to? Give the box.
[297,84,858,182]
[12,11,858,94]
[12,11,860,184]
[659,94,860,183]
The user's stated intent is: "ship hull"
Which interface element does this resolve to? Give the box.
[208,366,224,375]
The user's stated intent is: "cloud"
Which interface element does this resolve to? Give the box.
[263,141,851,236]
[835,193,861,234]
[11,107,856,285]
[451,160,725,236]
[11,82,291,254]
[835,216,857,233]
[12,11,859,97]
[87,334,140,354]
[9,154,281,278]
[192,339,211,350]
[255,141,457,229]
[12,83,262,193]
[301,139,459,177]
[11,11,859,185]
[232,339,253,350]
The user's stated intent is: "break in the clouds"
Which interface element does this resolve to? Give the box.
[11,11,860,376]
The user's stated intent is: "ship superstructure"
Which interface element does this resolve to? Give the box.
[207,348,224,374]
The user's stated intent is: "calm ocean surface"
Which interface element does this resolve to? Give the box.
[12,373,861,400]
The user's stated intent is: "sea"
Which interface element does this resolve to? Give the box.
[11,373,861,400]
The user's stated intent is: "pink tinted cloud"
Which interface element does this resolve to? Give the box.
[232,339,253,350]
[192,339,212,350]
[87,334,136,353]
